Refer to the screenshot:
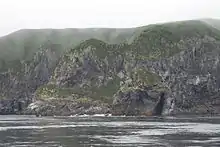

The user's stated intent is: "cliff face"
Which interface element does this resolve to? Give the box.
[29,36,165,116]
[144,39,220,114]
[1,19,220,116]
[0,43,60,114]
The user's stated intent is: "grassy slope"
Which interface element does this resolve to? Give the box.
[1,19,219,67]
[69,20,220,61]
[201,18,220,30]
[1,19,220,72]
[0,28,137,62]
[132,20,220,60]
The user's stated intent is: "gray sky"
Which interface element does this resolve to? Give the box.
[0,0,220,36]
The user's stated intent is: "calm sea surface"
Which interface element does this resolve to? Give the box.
[0,115,220,147]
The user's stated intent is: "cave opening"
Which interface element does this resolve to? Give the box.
[153,92,165,116]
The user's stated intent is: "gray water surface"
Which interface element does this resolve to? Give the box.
[0,115,220,147]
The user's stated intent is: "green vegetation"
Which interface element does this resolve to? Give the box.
[119,85,143,93]
[70,38,130,60]
[69,20,220,63]
[2,19,220,72]
[202,18,220,30]
[88,76,121,103]
[0,28,136,62]
[0,96,6,100]
[134,68,161,85]
[35,82,118,104]
[35,84,78,99]
[118,68,163,93]
[75,97,93,105]
[132,20,220,59]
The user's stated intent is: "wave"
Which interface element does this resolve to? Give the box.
[0,124,97,131]
[54,114,113,118]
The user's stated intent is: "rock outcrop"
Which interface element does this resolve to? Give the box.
[143,40,220,115]
[1,19,220,116]
[112,85,167,116]
[0,43,61,114]
[25,98,110,116]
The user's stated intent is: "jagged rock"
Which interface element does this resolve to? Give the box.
[0,44,61,114]
[112,85,168,116]
[143,39,220,115]
[25,98,110,116]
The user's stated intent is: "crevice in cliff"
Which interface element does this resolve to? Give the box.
[152,92,166,116]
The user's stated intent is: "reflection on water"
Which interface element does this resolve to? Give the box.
[0,115,220,147]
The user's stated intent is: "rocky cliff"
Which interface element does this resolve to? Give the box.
[0,42,61,114]
[1,19,220,116]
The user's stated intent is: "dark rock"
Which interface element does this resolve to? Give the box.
[112,86,167,116]
[25,98,110,116]
[152,92,166,115]
[143,40,220,115]
[0,45,61,114]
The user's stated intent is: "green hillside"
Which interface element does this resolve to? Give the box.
[1,19,220,71]
[0,28,137,62]
[202,18,220,30]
